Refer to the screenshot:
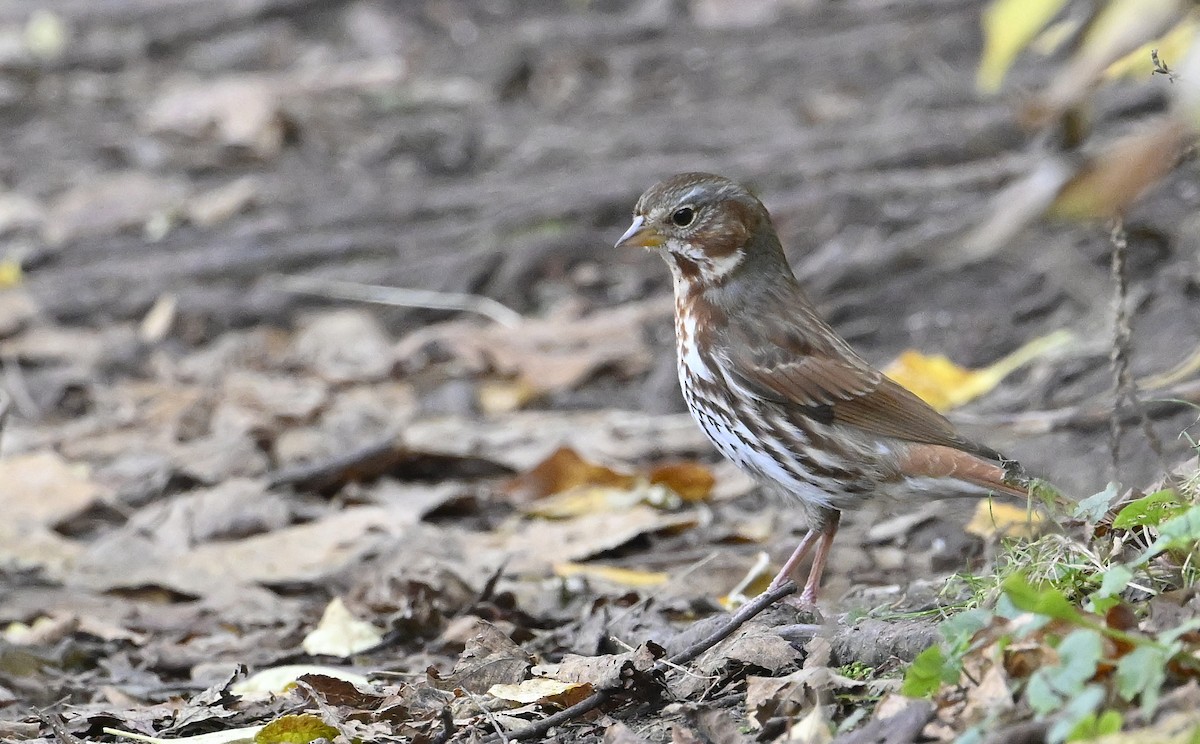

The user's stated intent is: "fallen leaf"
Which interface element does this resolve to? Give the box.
[0,256,21,289]
[395,298,664,395]
[302,598,384,658]
[1105,15,1199,79]
[506,447,635,502]
[1049,117,1193,220]
[487,678,592,707]
[966,501,1044,539]
[553,562,670,588]
[0,451,108,527]
[104,725,263,744]
[884,330,1073,411]
[43,172,189,246]
[144,75,286,160]
[430,621,531,694]
[233,666,373,697]
[785,705,833,744]
[648,461,715,502]
[977,0,1070,91]
[533,643,665,692]
[1030,0,1184,125]
[494,507,698,571]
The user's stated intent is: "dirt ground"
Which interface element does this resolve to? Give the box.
[2,1,1200,742]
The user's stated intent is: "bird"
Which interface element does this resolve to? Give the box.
[615,172,1029,605]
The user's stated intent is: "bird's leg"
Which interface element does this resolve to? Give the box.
[798,512,840,604]
[767,528,819,592]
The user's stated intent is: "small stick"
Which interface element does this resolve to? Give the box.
[268,274,524,327]
[496,581,797,743]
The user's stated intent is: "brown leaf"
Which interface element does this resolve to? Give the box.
[0,451,108,529]
[42,172,189,245]
[648,461,716,502]
[430,621,532,695]
[533,643,664,693]
[394,298,665,395]
[505,447,634,502]
[1049,117,1192,220]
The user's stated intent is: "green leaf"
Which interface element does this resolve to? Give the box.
[1048,685,1105,743]
[1137,504,1200,564]
[1116,645,1167,716]
[901,645,950,697]
[939,608,991,651]
[1026,672,1063,715]
[1047,629,1103,694]
[1112,489,1183,529]
[1067,709,1122,742]
[1002,573,1085,623]
[1074,483,1118,523]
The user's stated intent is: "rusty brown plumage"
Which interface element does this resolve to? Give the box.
[616,172,1029,604]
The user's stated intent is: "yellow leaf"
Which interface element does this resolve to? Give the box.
[883,331,1073,412]
[521,485,651,518]
[255,715,339,744]
[1105,15,1199,79]
[1076,0,1183,71]
[966,500,1043,539]
[553,561,669,588]
[978,0,1070,91]
[0,258,21,289]
[477,377,541,413]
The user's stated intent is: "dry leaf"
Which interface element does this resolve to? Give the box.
[144,75,286,160]
[487,678,592,708]
[1031,0,1184,125]
[1105,15,1199,79]
[884,331,1072,411]
[506,447,635,502]
[648,461,716,502]
[1049,117,1192,220]
[301,598,384,657]
[394,298,665,395]
[978,0,1070,91]
[966,501,1044,539]
[553,562,670,588]
[232,666,373,697]
[0,451,108,527]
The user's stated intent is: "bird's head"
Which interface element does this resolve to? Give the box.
[615,172,781,288]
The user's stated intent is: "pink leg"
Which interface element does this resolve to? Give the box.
[766,512,841,604]
[798,513,840,604]
[768,529,819,591]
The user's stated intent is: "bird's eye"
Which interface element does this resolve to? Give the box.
[671,206,696,227]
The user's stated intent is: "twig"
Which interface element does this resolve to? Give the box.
[268,274,525,327]
[1107,221,1165,479]
[0,389,9,453]
[495,581,797,742]
[430,707,455,744]
[2,354,40,420]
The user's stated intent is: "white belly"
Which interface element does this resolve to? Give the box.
[675,314,836,509]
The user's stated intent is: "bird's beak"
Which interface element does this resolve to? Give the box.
[614,215,664,249]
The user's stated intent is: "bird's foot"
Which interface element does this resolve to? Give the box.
[780,592,824,623]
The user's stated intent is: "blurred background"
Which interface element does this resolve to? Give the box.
[2,0,1200,732]
[3,0,1198,487]
[0,0,1199,611]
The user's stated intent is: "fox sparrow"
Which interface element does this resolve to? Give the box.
[616,172,1028,604]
